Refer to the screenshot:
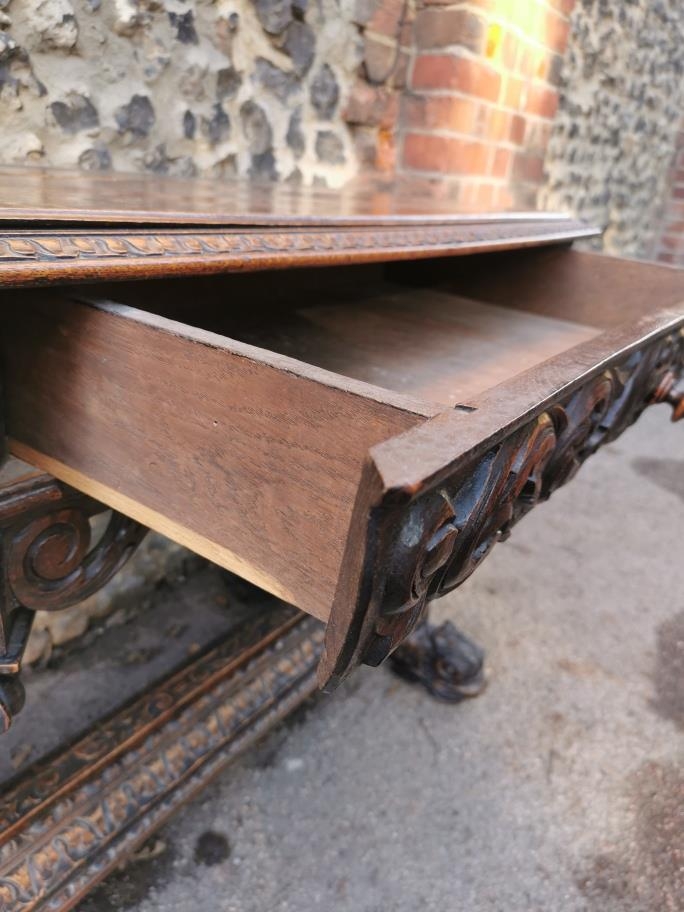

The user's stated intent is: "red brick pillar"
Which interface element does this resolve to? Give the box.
[398,0,576,208]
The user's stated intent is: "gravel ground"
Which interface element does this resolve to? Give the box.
[7,407,684,912]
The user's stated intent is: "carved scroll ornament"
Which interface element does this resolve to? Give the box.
[356,328,684,672]
[0,475,147,732]
[0,476,147,617]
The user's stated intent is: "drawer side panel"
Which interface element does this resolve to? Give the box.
[1,297,424,620]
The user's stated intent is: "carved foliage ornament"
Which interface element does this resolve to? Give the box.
[360,329,684,669]
[0,221,589,265]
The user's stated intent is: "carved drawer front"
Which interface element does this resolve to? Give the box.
[1,246,683,688]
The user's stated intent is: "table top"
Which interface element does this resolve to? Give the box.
[0,168,600,286]
[0,166,579,228]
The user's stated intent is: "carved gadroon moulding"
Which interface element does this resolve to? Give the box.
[0,474,147,733]
[343,328,684,679]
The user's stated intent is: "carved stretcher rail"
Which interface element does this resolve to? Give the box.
[0,607,322,912]
[321,326,684,688]
[0,219,596,285]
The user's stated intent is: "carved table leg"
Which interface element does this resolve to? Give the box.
[389,612,486,703]
[0,472,147,733]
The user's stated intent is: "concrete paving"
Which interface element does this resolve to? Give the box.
[14,407,684,912]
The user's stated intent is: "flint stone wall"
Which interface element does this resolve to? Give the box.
[0,0,371,184]
[541,0,684,256]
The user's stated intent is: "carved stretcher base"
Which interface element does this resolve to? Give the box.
[389,619,486,702]
[0,605,323,912]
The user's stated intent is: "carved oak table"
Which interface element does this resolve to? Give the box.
[0,168,682,910]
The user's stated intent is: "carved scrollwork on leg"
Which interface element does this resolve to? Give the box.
[6,505,146,612]
[0,474,147,732]
[437,413,557,595]
[0,478,148,615]
[353,328,684,675]
[651,356,684,421]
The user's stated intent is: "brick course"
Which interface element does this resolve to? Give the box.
[341,0,579,202]
[412,54,502,101]
[413,8,485,52]
[395,0,577,206]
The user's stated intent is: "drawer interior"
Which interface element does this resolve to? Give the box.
[166,286,598,408]
[79,260,600,407]
[90,244,684,412]
[2,244,683,639]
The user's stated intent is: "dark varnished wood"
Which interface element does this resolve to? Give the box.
[0,169,597,286]
[389,618,486,702]
[2,249,684,684]
[1,190,683,695]
[3,173,684,912]
[0,167,591,227]
[320,320,684,687]
[0,469,147,731]
[0,297,428,619]
[0,475,147,616]
[0,221,597,288]
[0,606,322,911]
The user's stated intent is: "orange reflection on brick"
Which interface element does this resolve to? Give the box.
[398,0,577,209]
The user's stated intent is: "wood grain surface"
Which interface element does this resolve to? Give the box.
[219,288,598,405]
[0,167,588,227]
[0,170,600,286]
[321,308,684,686]
[0,222,598,288]
[5,247,679,645]
[0,295,427,619]
[419,246,684,329]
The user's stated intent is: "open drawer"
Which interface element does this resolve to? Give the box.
[1,245,683,689]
